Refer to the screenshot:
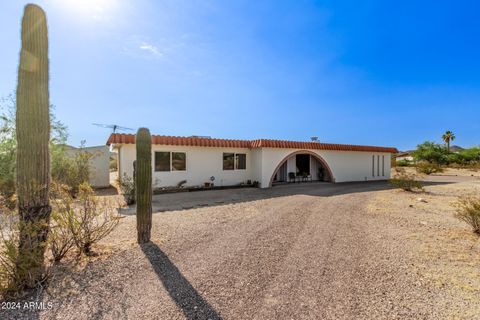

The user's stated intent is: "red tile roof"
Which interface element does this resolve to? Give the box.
[107,133,398,153]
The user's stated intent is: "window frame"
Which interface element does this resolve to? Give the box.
[154,151,171,172]
[223,152,247,171]
[154,151,187,172]
[223,152,235,171]
[235,153,247,170]
[171,151,187,172]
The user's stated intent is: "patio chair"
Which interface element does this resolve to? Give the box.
[288,172,296,183]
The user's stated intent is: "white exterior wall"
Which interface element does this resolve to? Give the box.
[118,144,254,188]
[116,144,392,189]
[258,148,392,188]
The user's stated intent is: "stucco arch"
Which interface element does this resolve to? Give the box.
[268,150,335,187]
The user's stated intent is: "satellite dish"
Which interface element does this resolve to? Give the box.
[92,123,134,133]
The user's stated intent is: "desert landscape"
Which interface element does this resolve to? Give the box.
[2,168,480,319]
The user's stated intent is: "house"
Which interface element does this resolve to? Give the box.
[395,152,414,162]
[107,133,398,189]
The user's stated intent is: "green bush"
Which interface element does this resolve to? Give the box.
[396,159,411,167]
[416,162,444,175]
[389,173,424,192]
[455,196,480,235]
[413,141,448,164]
[0,93,68,205]
[51,144,91,197]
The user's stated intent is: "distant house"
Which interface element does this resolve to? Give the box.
[395,152,414,162]
[107,133,397,189]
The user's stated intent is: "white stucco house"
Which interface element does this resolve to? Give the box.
[107,133,397,189]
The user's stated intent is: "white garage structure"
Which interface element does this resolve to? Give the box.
[107,134,397,189]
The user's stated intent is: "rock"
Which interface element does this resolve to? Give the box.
[409,204,414,208]
[417,198,428,203]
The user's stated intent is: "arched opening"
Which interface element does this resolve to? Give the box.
[269,150,334,187]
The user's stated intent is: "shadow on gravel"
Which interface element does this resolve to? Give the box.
[119,180,455,215]
[140,242,223,320]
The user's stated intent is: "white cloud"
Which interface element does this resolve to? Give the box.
[139,42,162,57]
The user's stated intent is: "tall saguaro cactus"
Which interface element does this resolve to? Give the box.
[15,4,51,287]
[136,128,152,244]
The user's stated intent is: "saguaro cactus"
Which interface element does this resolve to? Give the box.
[135,128,152,244]
[15,4,51,287]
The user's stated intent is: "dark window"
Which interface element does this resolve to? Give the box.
[235,153,246,170]
[223,153,235,170]
[172,152,186,171]
[155,152,170,172]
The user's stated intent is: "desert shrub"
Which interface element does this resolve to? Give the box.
[51,145,92,197]
[389,173,424,192]
[48,184,75,263]
[416,162,444,175]
[0,202,51,296]
[65,183,121,255]
[0,205,19,295]
[455,196,480,235]
[118,173,135,205]
[396,159,411,167]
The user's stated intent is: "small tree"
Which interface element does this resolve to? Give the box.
[412,141,448,164]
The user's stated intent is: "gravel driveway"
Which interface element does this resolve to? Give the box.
[2,180,474,319]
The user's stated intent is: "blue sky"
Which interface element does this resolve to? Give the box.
[1,0,479,151]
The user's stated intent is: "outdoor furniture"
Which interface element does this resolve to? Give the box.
[301,172,312,182]
[288,172,296,183]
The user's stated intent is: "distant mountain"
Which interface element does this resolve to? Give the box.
[399,145,465,154]
[449,145,465,152]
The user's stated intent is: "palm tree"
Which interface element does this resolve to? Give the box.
[442,130,456,153]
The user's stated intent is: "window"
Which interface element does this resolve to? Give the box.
[235,153,246,170]
[155,151,187,172]
[172,152,186,171]
[155,152,170,172]
[223,153,235,170]
[372,155,375,177]
[223,153,246,170]
[382,155,385,176]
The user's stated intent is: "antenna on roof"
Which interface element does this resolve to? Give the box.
[92,123,134,133]
[311,136,319,142]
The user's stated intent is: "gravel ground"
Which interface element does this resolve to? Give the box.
[2,172,480,319]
